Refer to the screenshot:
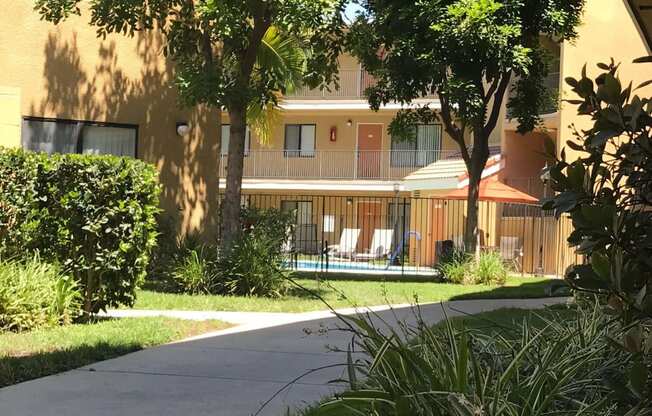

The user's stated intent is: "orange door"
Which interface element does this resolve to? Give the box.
[357,124,382,178]
[356,201,382,252]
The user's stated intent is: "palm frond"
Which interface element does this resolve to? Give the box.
[248,26,306,145]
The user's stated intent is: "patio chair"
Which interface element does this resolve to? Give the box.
[500,236,523,272]
[354,229,394,261]
[328,228,360,259]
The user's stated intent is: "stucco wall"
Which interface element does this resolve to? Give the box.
[0,87,21,147]
[0,3,221,238]
[558,0,652,157]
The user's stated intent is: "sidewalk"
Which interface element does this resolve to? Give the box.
[1,298,569,416]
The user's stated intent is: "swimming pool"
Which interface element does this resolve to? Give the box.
[287,259,437,276]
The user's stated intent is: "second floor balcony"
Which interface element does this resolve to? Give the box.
[219,149,460,181]
[288,69,377,100]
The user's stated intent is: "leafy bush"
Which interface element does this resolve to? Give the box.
[439,250,508,285]
[214,207,294,297]
[0,148,160,314]
[0,257,80,332]
[309,302,635,416]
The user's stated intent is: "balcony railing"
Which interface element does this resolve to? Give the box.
[219,149,459,181]
[288,70,377,99]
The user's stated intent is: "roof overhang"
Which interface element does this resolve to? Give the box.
[628,0,652,51]
[403,154,503,192]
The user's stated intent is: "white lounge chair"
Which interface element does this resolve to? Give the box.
[355,229,394,261]
[500,236,523,271]
[328,228,360,259]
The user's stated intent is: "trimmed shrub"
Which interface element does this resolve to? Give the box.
[0,257,81,332]
[0,148,160,313]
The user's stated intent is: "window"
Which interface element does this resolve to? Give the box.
[21,117,137,157]
[284,124,315,157]
[281,200,313,224]
[281,200,317,254]
[390,124,442,167]
[221,124,251,156]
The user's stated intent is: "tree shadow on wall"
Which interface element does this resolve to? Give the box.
[29,31,221,239]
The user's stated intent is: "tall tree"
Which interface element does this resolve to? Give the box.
[347,0,584,252]
[35,0,344,250]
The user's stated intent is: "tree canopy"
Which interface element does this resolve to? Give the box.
[347,0,584,250]
[35,0,346,248]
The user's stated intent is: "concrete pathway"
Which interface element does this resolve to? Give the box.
[0,298,568,416]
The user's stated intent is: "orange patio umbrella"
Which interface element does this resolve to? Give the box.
[444,179,539,204]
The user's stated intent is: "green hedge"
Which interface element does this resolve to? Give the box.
[0,148,160,314]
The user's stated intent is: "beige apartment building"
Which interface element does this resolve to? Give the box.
[1,0,651,274]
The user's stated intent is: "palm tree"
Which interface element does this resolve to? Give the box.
[218,26,306,236]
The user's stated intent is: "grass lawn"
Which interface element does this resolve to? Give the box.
[0,318,229,388]
[132,275,567,313]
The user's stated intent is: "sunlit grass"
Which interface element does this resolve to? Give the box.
[131,275,565,313]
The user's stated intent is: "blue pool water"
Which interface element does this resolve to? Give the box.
[287,259,437,276]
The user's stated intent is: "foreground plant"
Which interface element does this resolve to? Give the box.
[544,59,652,407]
[308,302,632,415]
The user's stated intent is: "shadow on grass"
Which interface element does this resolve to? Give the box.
[450,279,570,301]
[0,342,143,388]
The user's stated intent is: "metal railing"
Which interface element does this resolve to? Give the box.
[288,70,375,99]
[219,149,459,180]
[232,193,581,277]
[287,70,437,100]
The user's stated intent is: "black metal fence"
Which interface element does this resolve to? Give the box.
[238,193,580,278]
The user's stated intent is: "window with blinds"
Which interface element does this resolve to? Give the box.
[21,117,137,157]
[284,124,316,158]
[390,124,442,167]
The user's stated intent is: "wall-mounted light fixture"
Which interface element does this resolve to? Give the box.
[346,197,353,205]
[346,119,353,127]
[176,122,191,136]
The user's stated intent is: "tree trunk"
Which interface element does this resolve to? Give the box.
[464,132,490,255]
[464,164,483,255]
[221,105,247,251]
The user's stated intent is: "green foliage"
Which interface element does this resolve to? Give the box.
[438,249,473,284]
[214,207,295,297]
[347,0,583,251]
[0,148,160,314]
[172,244,218,295]
[544,59,652,409]
[348,0,583,132]
[0,257,80,332]
[152,208,295,298]
[309,303,637,416]
[474,250,508,285]
[439,250,508,285]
